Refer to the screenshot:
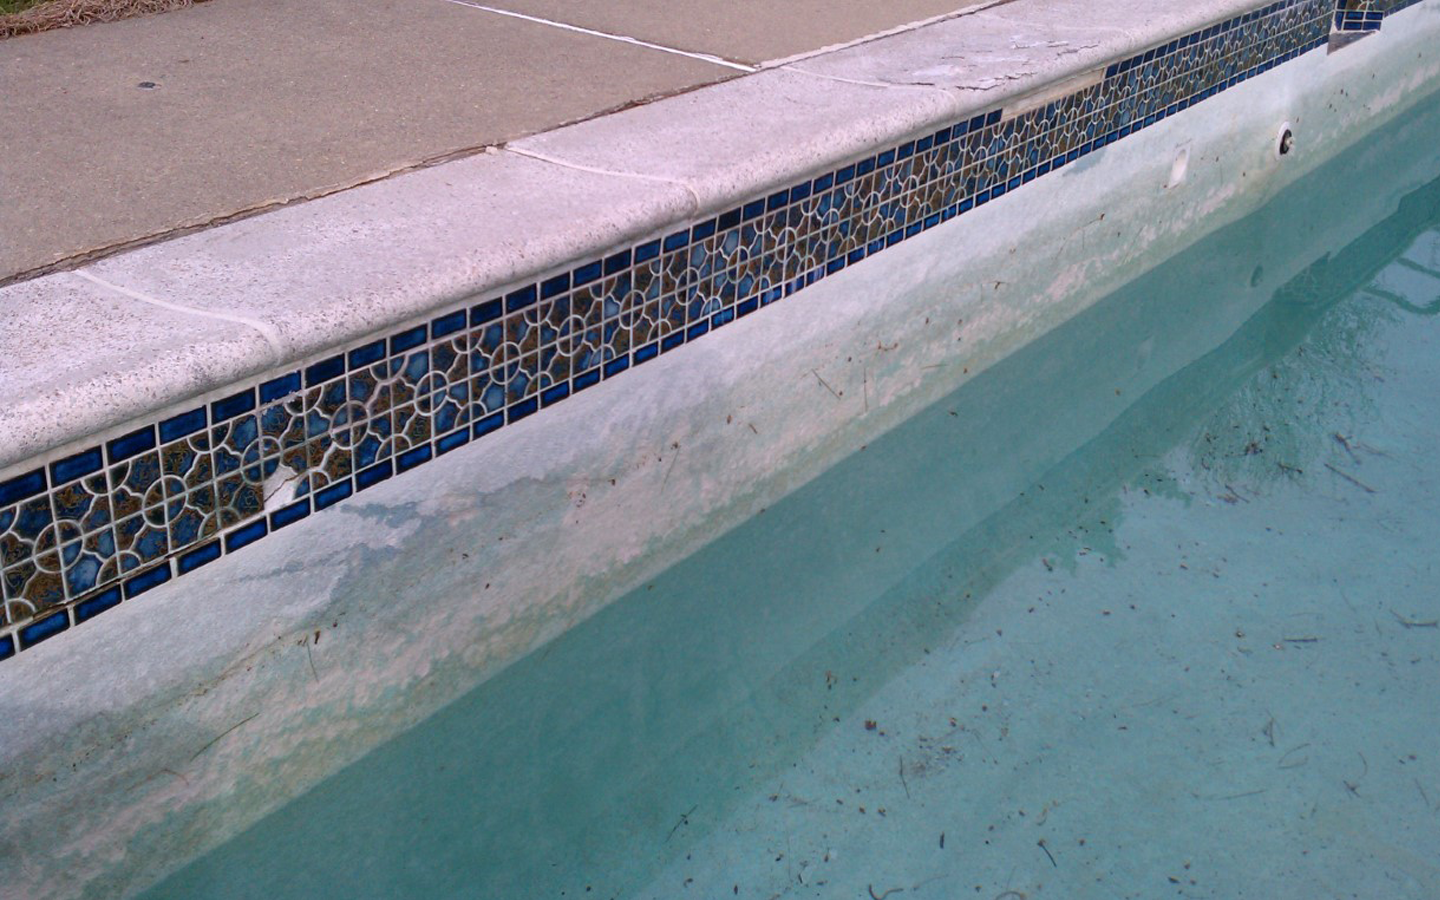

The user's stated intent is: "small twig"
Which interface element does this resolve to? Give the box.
[305,638,319,683]
[665,805,698,842]
[1262,716,1276,748]
[811,369,842,400]
[1217,789,1267,801]
[1344,752,1368,797]
[189,713,259,762]
[1037,839,1057,868]
[1391,609,1439,629]
[868,886,904,900]
[1282,636,1319,644]
[1333,432,1361,463]
[1324,462,1377,494]
[1278,743,1311,769]
[863,365,869,412]
[899,756,911,800]
[662,444,681,492]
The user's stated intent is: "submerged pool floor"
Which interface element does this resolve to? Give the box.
[144,92,1440,900]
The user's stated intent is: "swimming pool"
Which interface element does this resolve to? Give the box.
[137,68,1440,900]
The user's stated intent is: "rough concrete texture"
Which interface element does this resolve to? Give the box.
[0,273,279,476]
[481,0,1000,65]
[0,0,731,282]
[0,149,696,472]
[3,10,1439,896]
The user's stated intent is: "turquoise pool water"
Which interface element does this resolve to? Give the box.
[144,89,1440,899]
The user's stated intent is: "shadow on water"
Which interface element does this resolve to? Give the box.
[144,91,1440,899]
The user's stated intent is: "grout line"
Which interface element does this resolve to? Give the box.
[439,0,758,72]
[71,271,287,363]
[503,146,703,216]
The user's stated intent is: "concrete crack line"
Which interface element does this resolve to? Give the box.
[72,270,286,363]
[439,0,756,72]
[763,0,1022,68]
[503,146,703,217]
[781,65,957,103]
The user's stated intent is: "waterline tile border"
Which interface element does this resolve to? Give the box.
[0,0,1420,661]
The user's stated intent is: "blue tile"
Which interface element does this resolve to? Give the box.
[432,309,467,338]
[306,354,345,386]
[0,634,12,660]
[397,445,432,472]
[663,229,689,252]
[315,480,352,510]
[349,340,386,368]
[260,372,302,403]
[574,260,604,285]
[270,498,312,530]
[506,285,537,312]
[436,429,471,454]
[473,411,504,437]
[471,298,503,325]
[19,610,68,648]
[603,356,630,379]
[224,519,267,552]
[51,448,103,484]
[74,586,122,622]
[540,383,570,407]
[573,368,601,392]
[541,273,571,300]
[211,388,257,423]
[158,408,207,443]
[507,398,538,423]
[107,426,156,463]
[0,468,46,505]
[177,539,222,574]
[124,563,171,599]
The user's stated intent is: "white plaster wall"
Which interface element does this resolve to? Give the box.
[1,6,1439,899]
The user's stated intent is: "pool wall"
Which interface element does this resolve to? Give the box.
[2,1,1440,896]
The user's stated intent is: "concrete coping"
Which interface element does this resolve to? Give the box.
[0,0,1269,475]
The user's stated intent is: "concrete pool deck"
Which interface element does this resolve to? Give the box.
[0,0,1003,283]
[0,0,1318,471]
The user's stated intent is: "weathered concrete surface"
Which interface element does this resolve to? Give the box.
[0,0,731,282]
[481,0,1001,64]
